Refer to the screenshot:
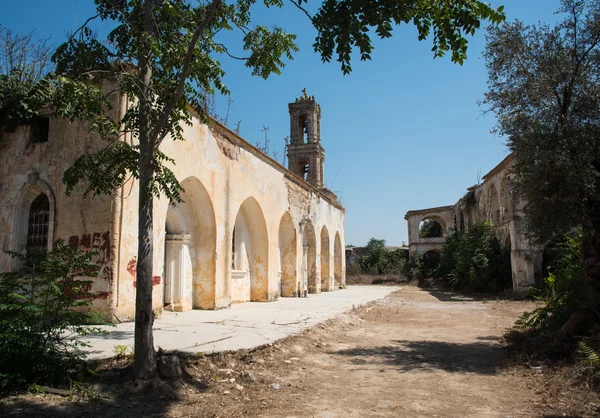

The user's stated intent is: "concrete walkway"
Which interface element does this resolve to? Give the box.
[79,285,399,359]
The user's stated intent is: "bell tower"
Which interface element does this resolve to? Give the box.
[287,89,325,188]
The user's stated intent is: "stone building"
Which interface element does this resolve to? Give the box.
[405,153,543,292]
[0,85,346,322]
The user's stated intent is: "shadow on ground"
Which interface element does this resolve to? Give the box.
[0,373,208,418]
[330,339,505,375]
[423,288,486,303]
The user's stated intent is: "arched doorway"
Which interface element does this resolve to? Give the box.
[302,220,317,294]
[320,226,330,292]
[231,197,269,302]
[334,232,343,288]
[278,212,297,297]
[163,177,216,311]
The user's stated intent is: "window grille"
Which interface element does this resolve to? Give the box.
[27,194,50,249]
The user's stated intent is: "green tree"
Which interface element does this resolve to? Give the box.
[4,0,505,380]
[419,219,443,238]
[483,0,600,307]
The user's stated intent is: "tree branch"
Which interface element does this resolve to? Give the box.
[287,0,314,24]
[212,43,249,61]
[151,0,222,145]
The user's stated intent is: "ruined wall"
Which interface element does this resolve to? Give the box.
[405,206,454,256]
[405,154,543,292]
[0,82,122,318]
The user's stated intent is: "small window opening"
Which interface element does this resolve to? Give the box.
[27,194,50,250]
[31,116,50,144]
[298,116,308,143]
[297,161,309,181]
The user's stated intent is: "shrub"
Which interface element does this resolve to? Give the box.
[437,223,511,292]
[403,252,424,281]
[359,238,406,276]
[516,230,590,332]
[0,240,108,389]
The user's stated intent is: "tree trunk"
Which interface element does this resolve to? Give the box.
[583,222,600,312]
[133,144,156,379]
[133,0,157,380]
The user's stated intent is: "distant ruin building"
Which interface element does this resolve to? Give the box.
[405,154,543,292]
[0,85,346,322]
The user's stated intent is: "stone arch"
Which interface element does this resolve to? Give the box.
[12,177,56,269]
[500,175,513,219]
[334,232,343,288]
[418,216,445,238]
[302,220,318,294]
[505,233,512,249]
[164,176,216,311]
[487,184,500,225]
[278,212,297,297]
[320,226,331,292]
[232,197,269,302]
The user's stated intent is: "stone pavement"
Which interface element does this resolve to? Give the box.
[79,285,399,359]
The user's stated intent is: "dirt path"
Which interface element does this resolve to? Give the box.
[2,287,558,417]
[253,287,538,417]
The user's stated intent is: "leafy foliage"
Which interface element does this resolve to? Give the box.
[311,0,506,73]
[516,231,591,332]
[0,241,108,389]
[482,0,600,245]
[359,238,406,275]
[403,252,424,281]
[437,223,511,292]
[419,219,443,238]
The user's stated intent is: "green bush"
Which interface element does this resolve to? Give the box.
[516,230,590,332]
[359,238,406,275]
[0,240,108,389]
[403,252,424,281]
[437,223,511,292]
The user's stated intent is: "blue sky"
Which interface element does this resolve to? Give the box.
[0,0,562,246]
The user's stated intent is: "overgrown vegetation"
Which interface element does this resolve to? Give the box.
[419,219,443,238]
[507,231,599,362]
[358,238,406,276]
[0,241,107,389]
[436,223,511,292]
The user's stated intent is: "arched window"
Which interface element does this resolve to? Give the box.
[26,194,50,250]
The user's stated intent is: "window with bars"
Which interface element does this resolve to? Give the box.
[26,194,50,250]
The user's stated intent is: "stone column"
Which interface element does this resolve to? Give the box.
[165,233,192,312]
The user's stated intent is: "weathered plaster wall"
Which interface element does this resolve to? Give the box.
[0,82,122,317]
[1,90,345,323]
[113,116,345,320]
